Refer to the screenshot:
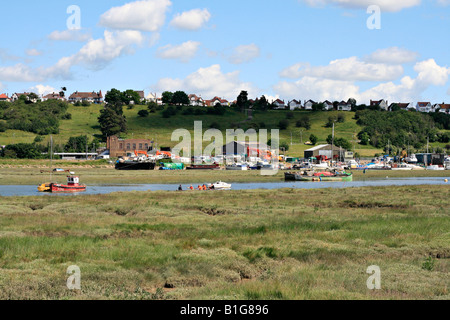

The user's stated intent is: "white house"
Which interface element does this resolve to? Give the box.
[323,100,334,111]
[209,96,229,107]
[437,103,450,114]
[0,94,10,102]
[370,99,389,111]
[188,94,205,107]
[416,102,432,113]
[68,91,103,104]
[337,100,352,111]
[288,99,302,110]
[304,100,317,110]
[273,99,286,109]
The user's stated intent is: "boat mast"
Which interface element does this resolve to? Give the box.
[50,135,53,182]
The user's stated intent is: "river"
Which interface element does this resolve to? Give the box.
[0,177,448,197]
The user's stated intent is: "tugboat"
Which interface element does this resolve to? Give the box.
[38,176,86,193]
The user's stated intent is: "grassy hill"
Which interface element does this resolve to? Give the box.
[2,103,448,158]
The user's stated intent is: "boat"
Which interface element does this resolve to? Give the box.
[226,163,248,170]
[38,176,86,193]
[285,171,353,182]
[391,163,413,171]
[405,154,418,163]
[426,165,445,171]
[115,160,156,170]
[186,163,221,170]
[210,181,232,190]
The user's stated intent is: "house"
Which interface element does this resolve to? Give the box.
[68,91,103,104]
[288,99,302,110]
[0,94,10,102]
[323,100,334,111]
[188,94,205,107]
[437,103,450,114]
[10,93,29,102]
[42,92,66,101]
[337,100,352,111]
[208,97,229,107]
[135,91,146,103]
[389,102,414,111]
[304,100,317,110]
[304,144,346,161]
[416,102,432,113]
[107,135,152,158]
[273,99,286,109]
[370,99,389,111]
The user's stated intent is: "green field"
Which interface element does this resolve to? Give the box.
[0,185,448,300]
[0,104,388,157]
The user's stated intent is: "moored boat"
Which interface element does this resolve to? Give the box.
[210,181,232,190]
[38,176,86,193]
[186,163,221,170]
[115,160,156,170]
[285,171,353,182]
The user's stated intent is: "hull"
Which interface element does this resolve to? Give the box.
[50,184,86,193]
[186,164,220,170]
[285,172,353,182]
[115,161,156,170]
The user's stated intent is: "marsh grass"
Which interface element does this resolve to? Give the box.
[0,185,448,300]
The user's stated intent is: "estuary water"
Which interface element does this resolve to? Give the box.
[0,177,448,197]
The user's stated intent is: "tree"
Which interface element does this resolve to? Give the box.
[312,103,325,111]
[65,135,88,153]
[59,87,67,98]
[161,91,174,105]
[122,90,141,105]
[236,91,249,112]
[105,88,124,106]
[309,134,318,145]
[171,91,190,106]
[98,104,127,139]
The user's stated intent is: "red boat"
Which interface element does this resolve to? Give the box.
[48,176,86,193]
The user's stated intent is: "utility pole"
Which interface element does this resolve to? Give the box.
[290,131,293,146]
[300,129,303,144]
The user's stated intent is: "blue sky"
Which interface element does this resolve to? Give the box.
[0,0,449,104]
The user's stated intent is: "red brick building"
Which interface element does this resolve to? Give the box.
[107,135,152,158]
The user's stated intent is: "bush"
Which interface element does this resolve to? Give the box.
[209,122,221,129]
[138,110,149,117]
[278,119,289,130]
[0,121,7,132]
[62,113,72,120]
[309,134,318,145]
[286,112,294,119]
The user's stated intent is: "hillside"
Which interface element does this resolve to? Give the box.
[1,104,448,158]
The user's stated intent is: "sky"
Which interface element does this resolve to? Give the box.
[0,0,449,105]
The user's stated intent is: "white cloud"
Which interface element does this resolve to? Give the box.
[300,0,421,12]
[437,0,450,6]
[48,30,92,42]
[447,87,450,95]
[280,57,404,82]
[275,59,450,104]
[0,30,144,83]
[29,84,56,96]
[153,64,257,100]
[100,0,171,32]
[63,30,145,71]
[26,49,42,57]
[170,9,211,30]
[0,64,45,82]
[228,44,261,64]
[157,41,200,63]
[365,47,419,64]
